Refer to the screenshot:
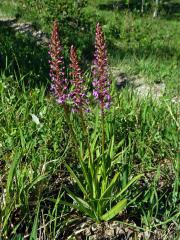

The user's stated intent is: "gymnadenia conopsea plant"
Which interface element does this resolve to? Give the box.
[49,20,143,223]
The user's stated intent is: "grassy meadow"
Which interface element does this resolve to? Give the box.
[0,0,179,239]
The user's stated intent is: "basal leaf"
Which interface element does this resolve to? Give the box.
[109,135,115,159]
[65,163,88,198]
[115,174,143,200]
[101,199,127,221]
[6,150,21,199]
[64,187,95,219]
[100,172,120,200]
[30,202,40,240]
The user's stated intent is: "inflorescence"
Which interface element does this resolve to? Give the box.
[69,45,88,112]
[49,20,68,105]
[92,23,111,110]
[49,21,111,111]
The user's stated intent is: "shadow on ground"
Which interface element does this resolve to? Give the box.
[0,20,50,88]
[0,19,94,89]
[98,0,180,21]
[108,42,178,62]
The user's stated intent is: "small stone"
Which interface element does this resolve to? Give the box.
[116,228,125,236]
[85,227,91,236]
[74,228,85,235]
[89,235,96,240]
[91,223,97,232]
[79,222,88,229]
[41,36,49,44]
[144,230,151,239]
[105,227,115,237]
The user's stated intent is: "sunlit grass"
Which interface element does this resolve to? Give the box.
[0,0,179,238]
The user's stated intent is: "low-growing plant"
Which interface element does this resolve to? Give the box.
[48,20,143,223]
[0,149,47,237]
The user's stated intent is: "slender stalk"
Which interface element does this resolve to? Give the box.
[63,105,92,195]
[101,106,105,167]
[92,22,111,184]
[63,105,78,149]
[101,105,107,193]
[79,110,98,199]
[79,110,93,165]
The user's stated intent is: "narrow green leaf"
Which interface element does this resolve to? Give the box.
[64,163,88,198]
[90,133,99,154]
[30,202,40,240]
[64,187,95,219]
[109,135,115,159]
[59,200,95,220]
[65,187,90,208]
[52,191,64,216]
[28,174,47,191]
[117,139,125,149]
[127,192,142,207]
[11,215,26,235]
[100,172,120,200]
[18,127,26,151]
[115,174,143,200]
[11,234,24,240]
[121,164,128,189]
[6,151,21,198]
[79,141,84,160]
[101,199,127,221]
[76,154,92,195]
[2,201,14,232]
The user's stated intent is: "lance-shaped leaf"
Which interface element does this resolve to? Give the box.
[115,174,144,200]
[64,187,95,220]
[64,163,88,198]
[101,199,127,221]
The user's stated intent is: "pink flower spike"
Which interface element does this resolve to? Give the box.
[49,20,68,105]
[69,45,88,112]
[92,23,111,110]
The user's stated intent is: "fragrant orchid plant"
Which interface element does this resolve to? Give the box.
[49,20,68,105]
[49,21,143,222]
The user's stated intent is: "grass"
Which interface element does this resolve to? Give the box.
[0,0,18,18]
[0,0,179,239]
[84,3,180,96]
[0,69,179,238]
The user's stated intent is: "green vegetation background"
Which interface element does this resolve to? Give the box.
[0,0,179,239]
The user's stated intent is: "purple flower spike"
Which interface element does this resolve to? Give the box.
[92,23,111,110]
[49,20,68,105]
[69,45,88,112]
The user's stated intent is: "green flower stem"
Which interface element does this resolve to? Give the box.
[63,105,92,195]
[63,105,78,148]
[79,110,97,199]
[101,106,108,195]
[79,110,93,164]
[101,106,105,174]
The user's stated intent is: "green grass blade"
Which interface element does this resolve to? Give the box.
[101,199,127,221]
[115,174,144,200]
[30,201,40,240]
[59,200,95,220]
[64,187,95,219]
[100,172,120,200]
[109,135,115,159]
[6,150,21,200]
[27,174,47,191]
[64,163,88,198]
